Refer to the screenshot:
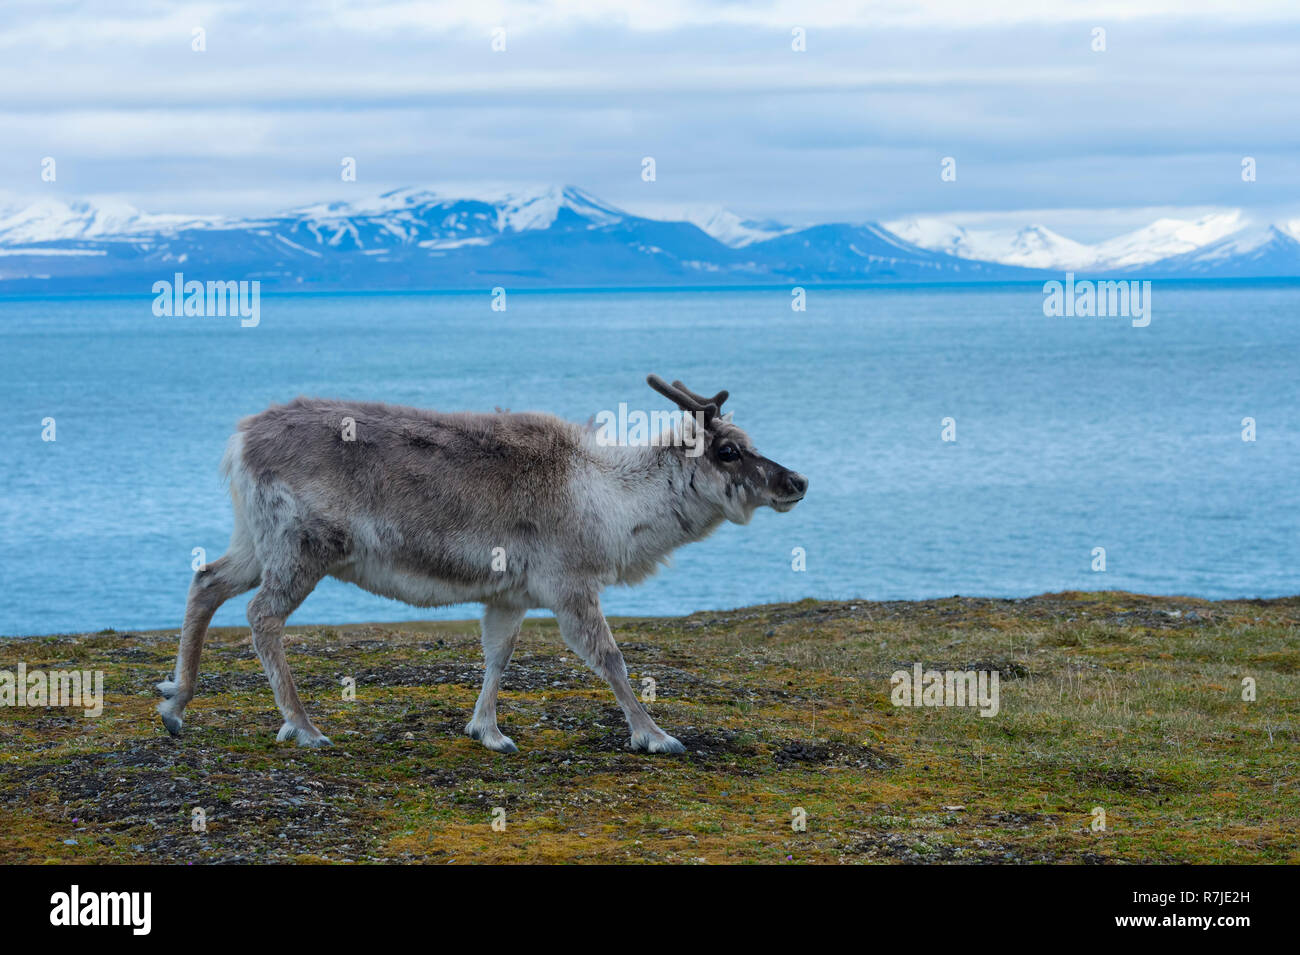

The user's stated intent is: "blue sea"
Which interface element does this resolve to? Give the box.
[1,283,1297,636]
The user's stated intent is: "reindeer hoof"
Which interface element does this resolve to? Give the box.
[465,721,519,753]
[631,731,686,754]
[157,700,183,736]
[278,722,332,747]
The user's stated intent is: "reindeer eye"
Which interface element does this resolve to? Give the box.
[716,444,740,462]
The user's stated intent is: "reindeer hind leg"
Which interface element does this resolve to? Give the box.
[245,536,335,747]
[465,604,527,753]
[157,544,261,735]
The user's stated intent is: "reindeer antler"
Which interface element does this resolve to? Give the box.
[646,374,728,422]
[671,380,728,412]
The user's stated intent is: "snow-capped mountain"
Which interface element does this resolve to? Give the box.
[887,219,1095,270]
[280,185,626,250]
[887,211,1255,272]
[1090,212,1245,269]
[1,187,1297,292]
[0,197,224,246]
[0,185,1026,291]
[1143,220,1300,277]
[673,206,795,248]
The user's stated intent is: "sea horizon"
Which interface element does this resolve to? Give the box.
[4,281,1297,636]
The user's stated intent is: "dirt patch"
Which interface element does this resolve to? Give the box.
[844,832,1071,864]
[1074,766,1176,795]
[773,739,897,770]
[2,743,373,863]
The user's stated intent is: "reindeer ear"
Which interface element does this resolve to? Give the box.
[721,412,734,424]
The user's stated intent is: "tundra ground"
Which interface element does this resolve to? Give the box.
[0,591,1296,864]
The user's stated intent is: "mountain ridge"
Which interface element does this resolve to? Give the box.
[1,187,1297,292]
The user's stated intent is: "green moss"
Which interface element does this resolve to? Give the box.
[0,592,1296,864]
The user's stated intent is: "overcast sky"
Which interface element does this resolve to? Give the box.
[2,0,1298,238]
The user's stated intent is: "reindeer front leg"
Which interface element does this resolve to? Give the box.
[554,589,685,754]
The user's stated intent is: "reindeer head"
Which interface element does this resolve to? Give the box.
[648,374,808,525]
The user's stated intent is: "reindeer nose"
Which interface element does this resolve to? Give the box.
[781,471,809,498]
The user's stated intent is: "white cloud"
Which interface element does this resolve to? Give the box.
[0,1,1296,223]
[5,0,1300,53]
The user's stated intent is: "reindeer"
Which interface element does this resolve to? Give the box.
[156,376,808,753]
